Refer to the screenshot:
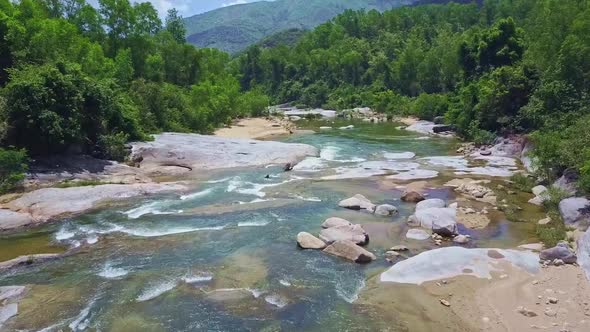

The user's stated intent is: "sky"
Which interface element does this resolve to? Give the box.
[88,0,269,18]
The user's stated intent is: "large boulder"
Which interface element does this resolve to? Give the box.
[131,133,318,175]
[559,197,590,230]
[401,191,425,203]
[321,217,352,229]
[415,207,458,236]
[375,204,398,216]
[338,194,376,212]
[416,199,446,211]
[297,232,326,249]
[540,243,577,264]
[323,240,376,263]
[319,224,368,245]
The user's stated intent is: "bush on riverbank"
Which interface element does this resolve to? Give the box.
[0,148,27,195]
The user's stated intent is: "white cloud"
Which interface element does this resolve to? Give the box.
[222,0,247,7]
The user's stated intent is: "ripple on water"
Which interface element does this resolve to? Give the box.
[97,262,129,279]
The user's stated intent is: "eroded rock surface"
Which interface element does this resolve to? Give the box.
[323,240,376,263]
[131,133,318,175]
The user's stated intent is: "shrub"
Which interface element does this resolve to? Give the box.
[510,173,535,192]
[98,132,130,162]
[0,148,28,195]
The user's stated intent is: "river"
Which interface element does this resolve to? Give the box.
[0,119,544,331]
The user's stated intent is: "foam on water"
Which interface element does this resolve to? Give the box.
[68,298,96,331]
[120,225,226,238]
[97,262,129,279]
[336,278,366,303]
[55,228,76,241]
[237,198,273,205]
[264,294,288,308]
[205,177,233,184]
[86,235,98,245]
[180,188,214,201]
[279,279,292,287]
[182,272,213,283]
[227,177,298,198]
[292,157,327,172]
[293,195,322,202]
[237,218,271,227]
[124,201,179,219]
[136,280,177,302]
[320,146,365,163]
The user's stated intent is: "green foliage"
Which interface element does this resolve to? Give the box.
[510,173,535,193]
[98,132,129,161]
[0,148,28,194]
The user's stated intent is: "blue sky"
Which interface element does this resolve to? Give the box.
[88,0,269,18]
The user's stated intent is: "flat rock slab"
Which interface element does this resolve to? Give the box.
[578,229,590,280]
[323,240,376,263]
[0,210,34,231]
[1,183,186,226]
[319,224,368,245]
[131,133,318,174]
[380,247,540,284]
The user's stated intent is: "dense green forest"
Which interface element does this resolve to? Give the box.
[237,0,590,192]
[0,0,268,192]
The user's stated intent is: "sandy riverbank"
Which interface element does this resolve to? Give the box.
[214,117,293,139]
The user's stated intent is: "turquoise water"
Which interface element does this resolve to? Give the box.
[0,121,533,331]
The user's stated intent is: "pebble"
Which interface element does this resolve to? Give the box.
[517,306,538,317]
[440,299,451,307]
[544,308,557,317]
[547,297,559,304]
[390,245,409,251]
[553,259,565,266]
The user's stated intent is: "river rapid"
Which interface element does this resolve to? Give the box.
[0,120,544,331]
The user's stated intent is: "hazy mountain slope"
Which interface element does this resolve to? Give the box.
[184,0,415,54]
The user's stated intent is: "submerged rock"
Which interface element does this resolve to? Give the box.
[416,199,446,211]
[323,240,376,263]
[380,247,540,284]
[401,191,425,203]
[406,229,430,241]
[375,204,398,216]
[297,232,326,250]
[338,194,376,212]
[321,217,352,229]
[0,254,63,271]
[559,197,590,230]
[539,243,577,264]
[319,224,369,245]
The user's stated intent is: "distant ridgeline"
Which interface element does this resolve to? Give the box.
[184,0,475,54]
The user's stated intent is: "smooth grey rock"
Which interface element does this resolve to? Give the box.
[406,229,430,241]
[539,243,577,264]
[338,194,376,212]
[321,217,352,229]
[375,204,398,216]
[453,235,470,244]
[415,208,458,236]
[319,224,368,245]
[0,210,34,231]
[559,197,590,230]
[532,185,548,196]
[323,240,376,263]
[416,199,446,211]
[296,232,326,249]
[131,133,318,174]
[1,183,186,225]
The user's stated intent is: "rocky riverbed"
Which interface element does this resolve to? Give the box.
[1,116,589,331]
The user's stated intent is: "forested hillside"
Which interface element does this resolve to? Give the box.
[0,0,268,193]
[184,0,416,54]
[237,0,590,192]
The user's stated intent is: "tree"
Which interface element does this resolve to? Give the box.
[165,8,185,43]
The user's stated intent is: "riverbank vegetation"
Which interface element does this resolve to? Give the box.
[0,0,268,163]
[238,0,590,192]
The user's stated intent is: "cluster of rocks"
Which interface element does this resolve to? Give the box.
[296,217,375,263]
[404,120,455,136]
[338,194,398,217]
[528,185,550,206]
[539,242,577,267]
[404,198,472,245]
[340,107,388,122]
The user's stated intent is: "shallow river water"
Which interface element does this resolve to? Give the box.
[0,120,543,331]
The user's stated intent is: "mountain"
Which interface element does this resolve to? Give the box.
[184,0,416,54]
